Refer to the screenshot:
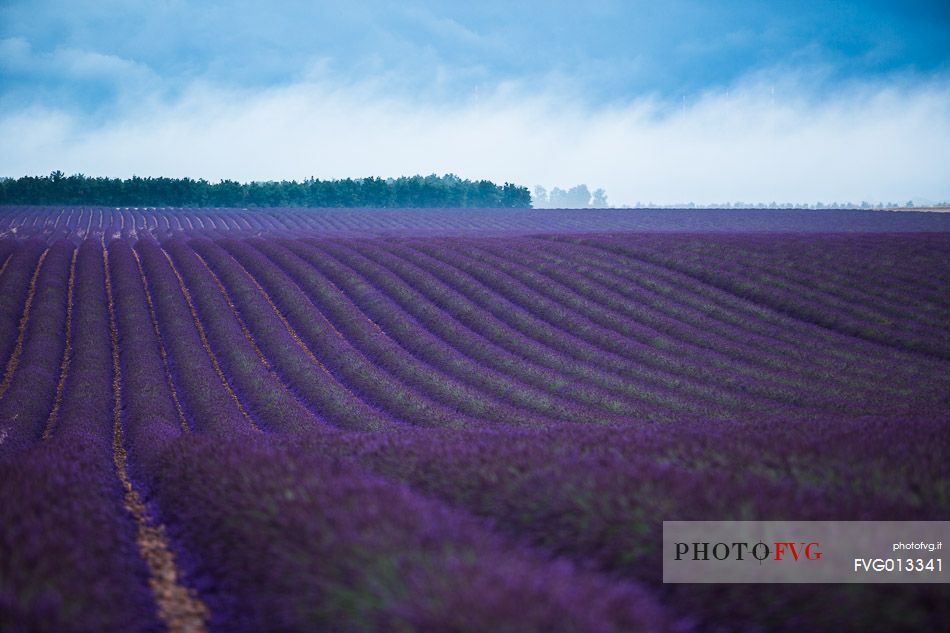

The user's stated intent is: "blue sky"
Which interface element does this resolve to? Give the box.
[2,1,949,205]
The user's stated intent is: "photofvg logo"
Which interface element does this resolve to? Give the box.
[663,521,947,584]
[674,540,822,562]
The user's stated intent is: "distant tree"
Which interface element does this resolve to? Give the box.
[548,187,567,207]
[547,184,593,208]
[566,184,591,207]
[591,188,608,208]
[501,182,532,208]
[533,185,549,208]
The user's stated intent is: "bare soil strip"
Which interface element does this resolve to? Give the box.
[132,248,191,434]
[191,249,271,369]
[105,247,211,633]
[225,245,343,382]
[43,247,77,439]
[0,248,50,399]
[159,247,260,432]
[0,253,13,279]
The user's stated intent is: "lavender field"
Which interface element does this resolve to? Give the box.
[1,206,948,633]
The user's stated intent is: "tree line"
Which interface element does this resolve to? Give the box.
[0,172,532,208]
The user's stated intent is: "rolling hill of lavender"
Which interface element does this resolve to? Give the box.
[1,205,948,633]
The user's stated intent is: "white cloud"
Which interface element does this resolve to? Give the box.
[1,36,157,83]
[3,73,949,205]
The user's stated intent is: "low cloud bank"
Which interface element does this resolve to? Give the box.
[3,74,948,206]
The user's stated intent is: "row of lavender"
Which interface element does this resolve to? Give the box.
[549,233,950,360]
[3,205,950,240]
[2,235,946,434]
[1,231,948,632]
[5,419,948,632]
[0,237,672,632]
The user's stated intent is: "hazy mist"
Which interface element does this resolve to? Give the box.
[3,75,949,207]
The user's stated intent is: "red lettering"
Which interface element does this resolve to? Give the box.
[775,541,822,561]
[774,541,801,561]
